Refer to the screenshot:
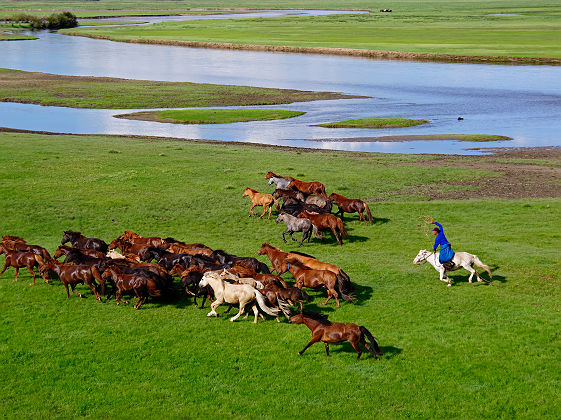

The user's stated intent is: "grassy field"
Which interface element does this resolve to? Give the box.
[0,69,355,109]
[55,1,561,63]
[1,131,560,418]
[115,109,305,124]
[316,118,430,129]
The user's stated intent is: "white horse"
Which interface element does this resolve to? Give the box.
[268,175,292,190]
[199,271,279,323]
[413,249,492,286]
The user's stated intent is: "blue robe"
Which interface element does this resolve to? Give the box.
[433,222,454,263]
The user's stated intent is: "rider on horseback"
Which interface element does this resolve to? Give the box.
[431,221,455,270]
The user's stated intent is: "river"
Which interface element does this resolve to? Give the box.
[1,10,560,154]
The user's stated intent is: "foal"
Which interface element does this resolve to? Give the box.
[242,187,279,219]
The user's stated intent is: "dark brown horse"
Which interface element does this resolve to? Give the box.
[39,260,101,300]
[54,245,106,260]
[289,311,383,360]
[257,243,290,275]
[288,178,326,196]
[297,211,347,246]
[329,192,373,224]
[287,260,342,307]
[1,237,52,261]
[101,265,160,309]
[108,230,171,252]
[61,230,108,254]
[0,244,46,285]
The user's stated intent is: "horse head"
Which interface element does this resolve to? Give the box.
[288,313,304,324]
[413,249,430,264]
[61,230,80,245]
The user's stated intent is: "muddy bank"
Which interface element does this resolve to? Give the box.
[290,134,512,142]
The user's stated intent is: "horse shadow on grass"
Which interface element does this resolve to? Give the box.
[324,342,402,360]
[449,266,505,286]
[351,283,374,305]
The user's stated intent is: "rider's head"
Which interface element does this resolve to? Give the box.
[432,227,440,235]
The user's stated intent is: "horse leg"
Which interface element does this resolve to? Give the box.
[0,261,9,278]
[27,265,36,285]
[299,335,320,355]
[13,267,19,282]
[350,339,362,360]
[281,229,288,243]
[298,229,308,247]
[252,304,260,323]
[230,303,244,322]
[86,280,101,301]
[289,231,297,242]
[70,283,83,298]
[324,342,330,357]
[115,289,122,305]
[362,339,380,360]
[208,298,223,317]
[331,227,342,246]
[248,204,256,217]
[64,281,71,299]
[260,205,268,219]
[465,264,481,283]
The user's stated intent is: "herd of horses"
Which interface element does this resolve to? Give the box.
[242,171,374,246]
[0,222,382,359]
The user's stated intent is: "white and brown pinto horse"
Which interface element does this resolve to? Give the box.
[413,249,492,286]
[199,271,280,323]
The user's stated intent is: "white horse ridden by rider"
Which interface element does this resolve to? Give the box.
[199,271,279,323]
[413,249,492,287]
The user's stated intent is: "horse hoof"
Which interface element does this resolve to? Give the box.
[447,283,452,287]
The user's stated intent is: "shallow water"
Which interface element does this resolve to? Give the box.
[1,10,560,154]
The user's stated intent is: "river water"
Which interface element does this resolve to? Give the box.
[1,10,560,154]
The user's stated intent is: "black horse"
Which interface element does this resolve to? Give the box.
[210,249,270,274]
[61,230,108,254]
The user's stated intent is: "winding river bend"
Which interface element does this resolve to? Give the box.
[1,10,561,154]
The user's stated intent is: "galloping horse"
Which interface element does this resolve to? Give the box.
[298,211,347,246]
[1,237,52,261]
[413,249,492,286]
[102,265,161,309]
[61,230,108,254]
[287,259,343,307]
[289,311,383,360]
[242,187,279,219]
[267,175,293,190]
[39,259,101,300]
[199,271,280,323]
[0,244,46,285]
[329,192,373,224]
[54,245,106,260]
[276,213,319,247]
[257,243,291,275]
[288,179,326,196]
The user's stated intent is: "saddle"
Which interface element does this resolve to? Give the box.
[442,260,455,270]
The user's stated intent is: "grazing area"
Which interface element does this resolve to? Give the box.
[115,109,305,124]
[1,130,560,417]
[58,1,561,64]
[316,118,430,129]
[0,69,357,109]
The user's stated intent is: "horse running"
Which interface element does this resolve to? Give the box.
[287,259,345,307]
[0,244,46,285]
[298,210,347,246]
[413,249,492,286]
[61,230,108,254]
[276,212,319,247]
[267,175,292,190]
[39,260,102,300]
[101,265,161,309]
[329,192,373,224]
[289,311,383,360]
[288,179,326,196]
[242,187,279,219]
[257,243,291,274]
[199,271,280,323]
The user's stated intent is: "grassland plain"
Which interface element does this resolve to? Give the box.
[316,118,430,129]
[50,0,561,64]
[1,131,560,418]
[0,69,355,109]
[114,109,306,124]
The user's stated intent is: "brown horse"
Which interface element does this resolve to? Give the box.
[287,260,342,307]
[257,243,291,275]
[53,245,106,260]
[1,237,52,261]
[242,187,279,219]
[288,179,326,196]
[289,311,383,360]
[101,265,160,309]
[108,231,171,251]
[0,244,46,285]
[329,192,373,224]
[61,230,108,254]
[297,211,347,246]
[265,171,295,181]
[39,260,101,300]
[166,241,214,257]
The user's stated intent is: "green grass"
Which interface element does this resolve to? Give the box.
[115,108,305,124]
[316,118,430,129]
[1,131,560,418]
[56,1,561,62]
[0,68,357,109]
[0,24,37,41]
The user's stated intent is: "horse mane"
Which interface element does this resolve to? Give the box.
[64,229,80,235]
[302,311,331,325]
[245,187,258,193]
[289,251,317,259]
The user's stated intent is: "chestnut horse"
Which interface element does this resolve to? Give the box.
[54,245,106,260]
[257,243,291,275]
[39,260,101,300]
[1,237,52,261]
[61,230,108,254]
[298,211,347,246]
[329,192,373,224]
[288,179,326,196]
[289,311,383,360]
[166,241,214,257]
[242,187,279,219]
[101,265,161,309]
[287,260,342,307]
[0,244,46,285]
[108,231,171,252]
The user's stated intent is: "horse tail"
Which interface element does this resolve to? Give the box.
[364,203,373,223]
[34,254,44,266]
[276,296,292,318]
[254,290,280,316]
[337,218,348,238]
[311,224,323,240]
[300,289,311,303]
[473,255,493,279]
[359,326,383,356]
[336,270,356,302]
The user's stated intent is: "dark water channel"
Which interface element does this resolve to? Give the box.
[1,10,560,154]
